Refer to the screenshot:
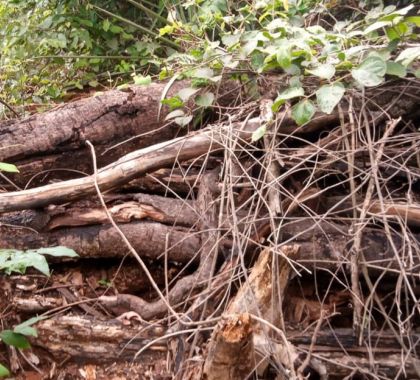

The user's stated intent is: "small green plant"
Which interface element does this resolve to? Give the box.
[0,246,78,276]
[98,278,113,287]
[0,246,77,376]
[0,316,46,378]
[0,163,19,173]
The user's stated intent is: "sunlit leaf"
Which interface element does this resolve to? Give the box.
[396,47,420,67]
[306,64,335,80]
[0,364,10,377]
[178,87,200,102]
[174,115,193,127]
[165,109,185,120]
[291,100,316,126]
[32,247,78,258]
[133,75,151,85]
[195,92,215,107]
[0,162,19,173]
[251,125,267,142]
[0,331,30,349]
[276,42,292,69]
[351,56,386,87]
[272,87,304,112]
[316,83,345,114]
[14,317,45,337]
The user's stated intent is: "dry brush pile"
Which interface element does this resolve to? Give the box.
[0,75,420,379]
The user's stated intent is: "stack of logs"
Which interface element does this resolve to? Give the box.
[1,78,419,379]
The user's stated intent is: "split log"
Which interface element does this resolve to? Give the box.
[0,192,197,231]
[203,246,300,380]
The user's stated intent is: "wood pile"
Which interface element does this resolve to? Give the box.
[0,78,419,379]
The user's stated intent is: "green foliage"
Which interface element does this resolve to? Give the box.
[0,364,10,378]
[0,316,46,375]
[0,0,177,112]
[157,0,418,123]
[0,163,19,173]
[0,246,78,276]
[0,0,418,124]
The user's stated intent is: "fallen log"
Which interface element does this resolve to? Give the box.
[0,222,200,263]
[31,315,420,378]
[1,219,419,272]
[33,315,166,360]
[324,196,420,227]
[99,170,221,320]
[0,82,187,188]
[0,192,197,231]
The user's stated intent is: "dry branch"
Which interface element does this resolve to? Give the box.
[0,118,261,212]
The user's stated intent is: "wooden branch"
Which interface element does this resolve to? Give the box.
[0,118,261,212]
[324,196,420,227]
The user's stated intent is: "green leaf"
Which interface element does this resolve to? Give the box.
[291,100,316,126]
[276,42,292,69]
[363,21,391,34]
[193,67,214,79]
[174,115,193,127]
[0,250,49,276]
[103,19,110,32]
[222,33,240,48]
[316,83,345,114]
[178,87,200,102]
[251,125,267,142]
[32,247,78,258]
[351,56,386,87]
[161,96,184,110]
[0,330,30,349]
[133,75,151,86]
[306,64,335,80]
[0,364,10,378]
[386,61,407,78]
[165,109,185,121]
[0,162,19,173]
[13,316,45,337]
[396,47,420,67]
[406,16,420,27]
[195,92,215,107]
[272,87,304,112]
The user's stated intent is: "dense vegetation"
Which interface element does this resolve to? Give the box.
[1,1,418,121]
